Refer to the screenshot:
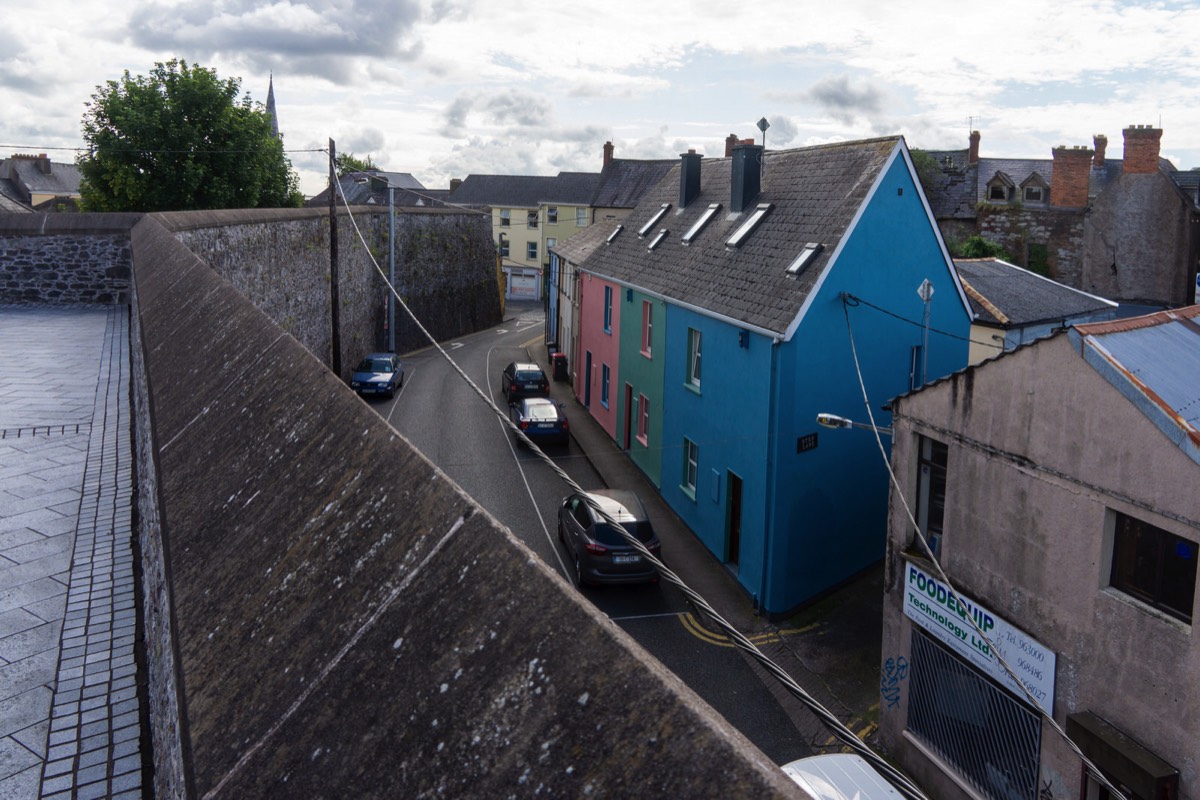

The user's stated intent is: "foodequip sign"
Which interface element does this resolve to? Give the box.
[903,561,1056,709]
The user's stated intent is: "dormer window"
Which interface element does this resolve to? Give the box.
[1021,172,1049,205]
[985,172,1015,204]
[638,204,671,237]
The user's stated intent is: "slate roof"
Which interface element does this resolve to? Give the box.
[955,258,1117,326]
[447,172,600,208]
[0,180,32,213]
[551,217,621,264]
[1169,168,1200,208]
[577,138,901,336]
[921,149,977,220]
[591,159,677,209]
[1073,306,1200,461]
[0,156,81,200]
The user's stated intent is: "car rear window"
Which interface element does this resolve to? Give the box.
[515,370,545,382]
[527,405,559,421]
[594,521,654,546]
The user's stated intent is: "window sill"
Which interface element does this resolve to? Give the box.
[683,382,701,396]
[641,349,652,359]
[636,435,648,447]
[680,485,696,502]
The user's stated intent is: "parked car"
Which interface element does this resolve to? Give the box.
[780,754,903,800]
[500,361,549,402]
[509,397,569,447]
[557,490,660,586]
[350,353,404,398]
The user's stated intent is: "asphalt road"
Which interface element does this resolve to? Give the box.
[365,304,811,766]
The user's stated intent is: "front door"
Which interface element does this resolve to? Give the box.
[583,351,592,408]
[622,384,633,449]
[726,471,743,567]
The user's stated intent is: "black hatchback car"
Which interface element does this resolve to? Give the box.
[557,490,661,586]
[500,361,549,402]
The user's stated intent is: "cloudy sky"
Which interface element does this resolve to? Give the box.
[5,0,1200,197]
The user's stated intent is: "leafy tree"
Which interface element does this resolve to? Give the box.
[335,152,377,176]
[950,234,1012,261]
[78,59,302,211]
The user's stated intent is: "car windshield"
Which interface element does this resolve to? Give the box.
[526,404,559,421]
[515,370,544,382]
[358,359,392,372]
[593,521,654,546]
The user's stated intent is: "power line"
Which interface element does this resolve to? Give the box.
[839,296,1130,800]
[330,159,932,800]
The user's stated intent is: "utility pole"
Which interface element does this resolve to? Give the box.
[328,138,341,377]
[917,278,934,387]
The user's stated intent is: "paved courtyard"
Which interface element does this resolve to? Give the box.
[0,306,141,799]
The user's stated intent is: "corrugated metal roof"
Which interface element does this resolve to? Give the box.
[1074,306,1200,451]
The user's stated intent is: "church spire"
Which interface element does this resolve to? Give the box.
[266,73,280,139]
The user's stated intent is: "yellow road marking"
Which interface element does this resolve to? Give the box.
[678,613,817,647]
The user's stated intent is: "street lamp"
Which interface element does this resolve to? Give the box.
[816,413,892,436]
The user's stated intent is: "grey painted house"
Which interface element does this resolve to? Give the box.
[879,305,1199,800]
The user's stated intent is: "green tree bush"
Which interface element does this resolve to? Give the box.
[950,234,1012,261]
[78,59,302,211]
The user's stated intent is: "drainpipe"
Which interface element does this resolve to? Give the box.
[759,339,780,614]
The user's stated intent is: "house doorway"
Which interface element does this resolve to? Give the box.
[726,471,743,568]
[622,384,633,450]
[583,351,592,408]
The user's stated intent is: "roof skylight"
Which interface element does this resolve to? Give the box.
[786,243,824,277]
[606,224,623,244]
[647,229,668,250]
[638,204,671,237]
[681,204,721,245]
[725,203,773,248]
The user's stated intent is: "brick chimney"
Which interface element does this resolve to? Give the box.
[603,141,614,168]
[725,134,739,158]
[36,154,52,175]
[679,149,702,208]
[730,143,763,212]
[1122,125,1162,174]
[968,130,980,164]
[1093,135,1107,168]
[1049,145,1094,208]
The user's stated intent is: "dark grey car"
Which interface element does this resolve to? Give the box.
[557,490,661,586]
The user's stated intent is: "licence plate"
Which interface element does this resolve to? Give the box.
[613,554,641,565]
[536,423,553,429]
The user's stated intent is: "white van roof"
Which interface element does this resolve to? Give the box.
[780,754,905,800]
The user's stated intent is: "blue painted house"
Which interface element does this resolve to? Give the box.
[576,139,973,615]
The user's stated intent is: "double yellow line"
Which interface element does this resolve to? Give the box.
[678,612,817,647]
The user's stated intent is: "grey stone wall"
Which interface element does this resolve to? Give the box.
[977,206,1086,287]
[162,207,501,379]
[0,217,135,304]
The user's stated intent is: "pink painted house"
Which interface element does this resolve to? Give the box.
[574,271,621,438]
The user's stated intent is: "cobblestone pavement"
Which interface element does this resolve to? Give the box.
[0,306,142,799]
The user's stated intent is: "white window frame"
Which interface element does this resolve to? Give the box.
[641,301,653,356]
[576,207,588,227]
[637,394,649,444]
[527,241,537,261]
[683,438,699,496]
[686,328,702,389]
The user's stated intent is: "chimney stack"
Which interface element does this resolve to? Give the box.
[679,149,702,208]
[725,133,739,158]
[1122,125,1162,174]
[603,141,614,168]
[730,143,763,213]
[1049,145,1094,208]
[1093,134,1107,168]
[968,131,980,164]
[449,178,462,193]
